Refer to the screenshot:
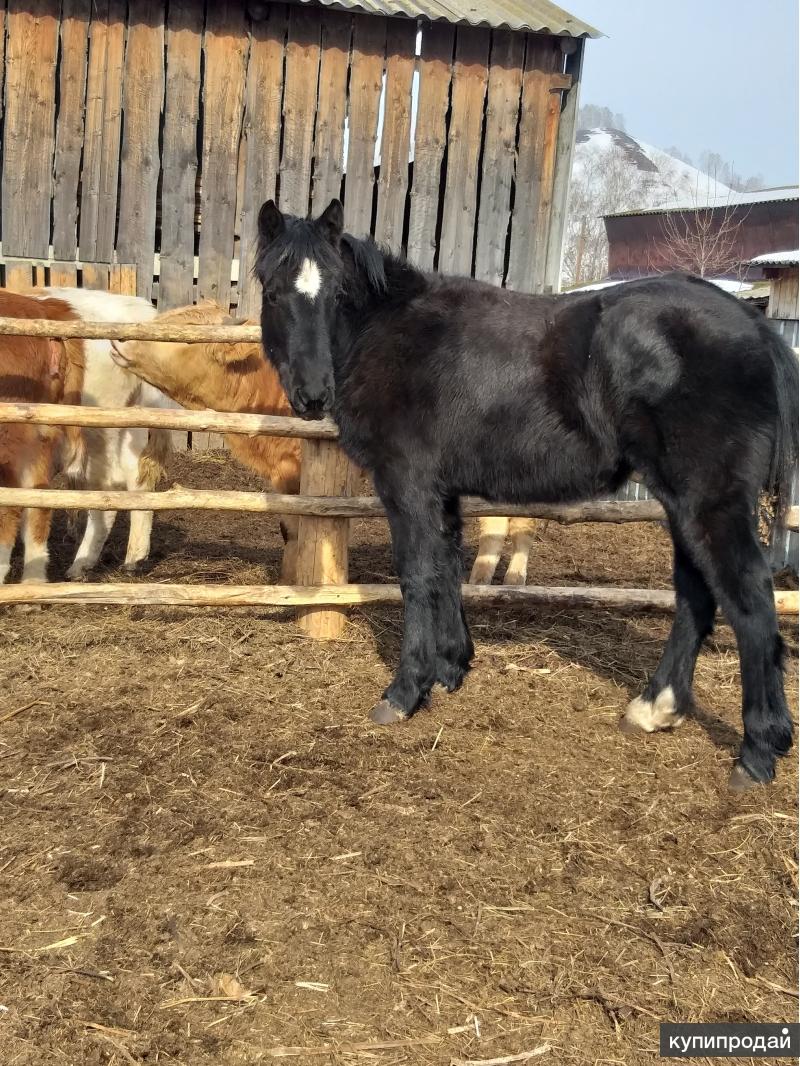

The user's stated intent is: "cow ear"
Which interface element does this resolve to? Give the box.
[258,200,285,242]
[209,341,252,365]
[317,198,344,244]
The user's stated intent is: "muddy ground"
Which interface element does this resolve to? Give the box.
[1,450,797,1065]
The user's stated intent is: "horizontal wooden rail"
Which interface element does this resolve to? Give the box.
[0,316,262,343]
[0,486,797,530]
[0,581,796,614]
[0,402,339,439]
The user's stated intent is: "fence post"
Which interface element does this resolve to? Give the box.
[295,439,357,638]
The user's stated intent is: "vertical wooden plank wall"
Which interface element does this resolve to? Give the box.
[159,0,202,310]
[197,0,247,309]
[0,2,578,333]
[310,11,351,215]
[117,0,165,300]
[473,30,524,286]
[79,0,125,265]
[2,0,59,258]
[279,7,322,217]
[437,27,490,276]
[406,23,453,270]
[344,15,386,237]
[237,6,287,318]
[52,0,90,261]
[506,36,564,292]
[373,19,416,248]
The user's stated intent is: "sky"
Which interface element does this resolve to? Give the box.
[564,0,799,187]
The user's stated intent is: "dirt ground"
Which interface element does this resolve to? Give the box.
[1,450,797,1065]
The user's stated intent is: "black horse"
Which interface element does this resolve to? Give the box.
[255,197,798,790]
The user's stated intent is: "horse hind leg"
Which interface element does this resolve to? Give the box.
[621,532,715,735]
[639,499,792,787]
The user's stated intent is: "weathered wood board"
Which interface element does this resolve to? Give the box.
[52,0,90,260]
[79,0,126,264]
[343,15,386,237]
[197,0,247,309]
[474,30,524,286]
[117,0,165,300]
[438,26,490,276]
[2,0,60,258]
[374,18,416,249]
[279,6,322,218]
[311,10,352,215]
[407,22,454,270]
[159,0,203,310]
[237,6,286,317]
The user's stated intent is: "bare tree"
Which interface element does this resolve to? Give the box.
[652,198,749,278]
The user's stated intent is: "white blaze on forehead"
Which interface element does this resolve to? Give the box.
[294,257,322,300]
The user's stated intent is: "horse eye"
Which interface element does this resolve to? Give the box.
[264,290,279,306]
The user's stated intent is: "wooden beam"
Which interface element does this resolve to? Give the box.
[295,439,358,638]
[543,39,584,293]
[0,581,795,615]
[0,317,262,342]
[0,486,795,532]
[0,403,339,439]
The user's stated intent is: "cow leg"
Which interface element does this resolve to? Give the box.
[469,517,508,584]
[123,428,167,573]
[0,505,22,584]
[504,518,536,585]
[68,509,116,579]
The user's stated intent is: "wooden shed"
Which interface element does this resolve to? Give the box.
[604,187,799,282]
[0,0,599,314]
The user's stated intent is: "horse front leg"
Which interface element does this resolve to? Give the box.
[435,495,474,691]
[371,488,453,724]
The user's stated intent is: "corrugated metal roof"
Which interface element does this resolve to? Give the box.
[749,249,799,268]
[293,0,602,36]
[606,186,799,219]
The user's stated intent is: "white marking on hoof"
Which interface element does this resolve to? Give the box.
[294,258,321,300]
[622,686,684,733]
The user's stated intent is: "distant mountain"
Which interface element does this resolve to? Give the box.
[573,128,733,213]
[563,128,734,286]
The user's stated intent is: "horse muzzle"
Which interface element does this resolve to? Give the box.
[291,385,334,420]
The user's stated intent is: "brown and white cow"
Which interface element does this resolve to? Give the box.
[0,291,85,583]
[110,302,303,581]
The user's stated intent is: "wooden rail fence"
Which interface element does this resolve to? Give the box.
[0,317,797,634]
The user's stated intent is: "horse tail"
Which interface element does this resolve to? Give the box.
[764,326,798,528]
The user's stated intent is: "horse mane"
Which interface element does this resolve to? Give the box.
[341,234,427,306]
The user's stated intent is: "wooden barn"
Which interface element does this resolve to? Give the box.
[0,0,599,315]
[603,186,799,282]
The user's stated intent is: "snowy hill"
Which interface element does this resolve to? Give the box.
[562,128,735,286]
[573,128,733,213]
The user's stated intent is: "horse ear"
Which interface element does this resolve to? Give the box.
[258,200,285,242]
[317,198,344,243]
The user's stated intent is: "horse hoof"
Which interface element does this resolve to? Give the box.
[369,699,408,725]
[728,763,762,791]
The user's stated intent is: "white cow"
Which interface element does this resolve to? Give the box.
[35,288,175,579]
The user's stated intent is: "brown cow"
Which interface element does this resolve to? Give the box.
[110,302,303,581]
[0,291,85,583]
